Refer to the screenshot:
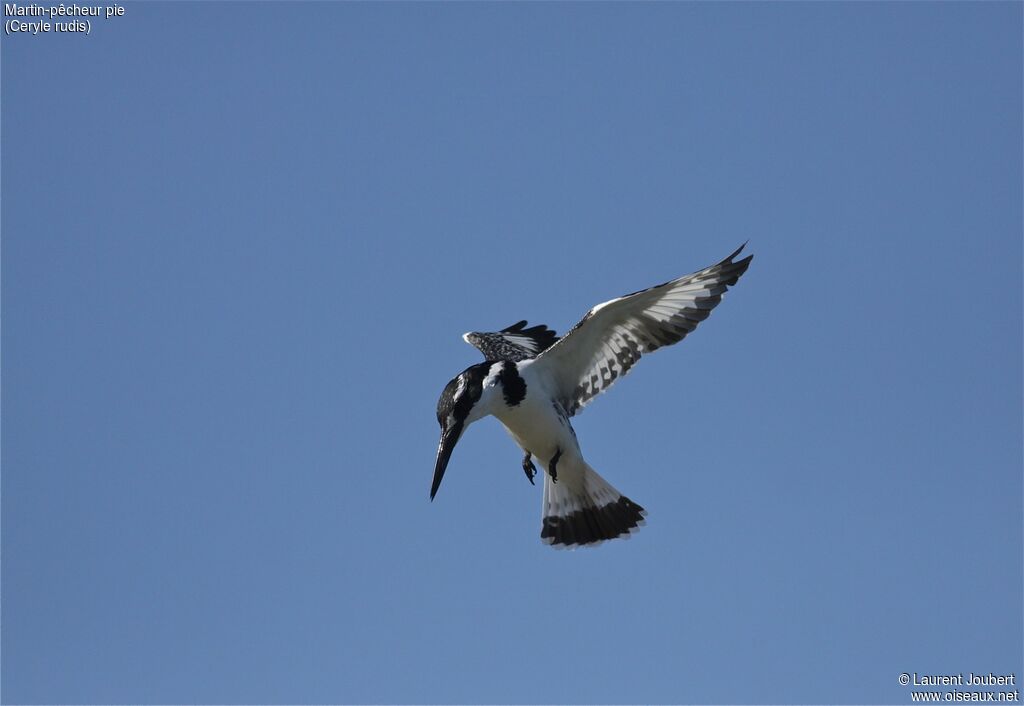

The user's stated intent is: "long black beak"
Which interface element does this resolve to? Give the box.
[430,424,462,500]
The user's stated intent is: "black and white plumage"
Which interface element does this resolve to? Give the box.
[462,320,558,362]
[432,244,753,548]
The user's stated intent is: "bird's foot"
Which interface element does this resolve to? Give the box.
[522,453,537,485]
[548,447,562,484]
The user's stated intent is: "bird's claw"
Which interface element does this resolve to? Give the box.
[549,447,562,484]
[522,453,537,485]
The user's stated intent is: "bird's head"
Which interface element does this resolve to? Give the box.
[431,362,492,500]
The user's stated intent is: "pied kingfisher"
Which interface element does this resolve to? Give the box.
[432,245,753,548]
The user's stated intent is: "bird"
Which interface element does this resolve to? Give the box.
[431,244,753,548]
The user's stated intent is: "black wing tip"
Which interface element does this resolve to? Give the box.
[717,242,753,285]
[503,319,557,334]
[724,241,753,264]
[501,320,559,349]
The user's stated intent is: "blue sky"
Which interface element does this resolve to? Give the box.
[2,2,1021,704]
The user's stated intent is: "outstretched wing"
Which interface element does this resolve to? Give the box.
[532,244,753,416]
[462,320,559,362]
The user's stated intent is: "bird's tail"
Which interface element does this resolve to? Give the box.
[540,460,646,548]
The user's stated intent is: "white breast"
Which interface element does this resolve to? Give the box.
[490,361,581,468]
